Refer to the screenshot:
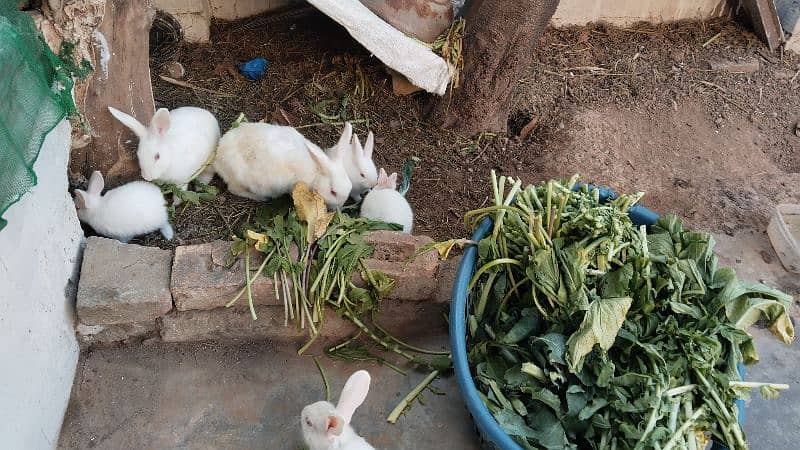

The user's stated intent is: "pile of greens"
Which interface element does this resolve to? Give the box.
[227,183,451,375]
[227,184,397,344]
[462,172,794,450]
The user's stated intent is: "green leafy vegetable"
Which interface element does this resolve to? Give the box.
[445,172,794,450]
[565,297,632,372]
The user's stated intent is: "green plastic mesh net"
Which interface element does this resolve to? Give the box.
[0,2,76,231]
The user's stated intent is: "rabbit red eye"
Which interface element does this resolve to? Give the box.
[154,153,160,161]
[330,189,337,197]
[360,172,365,178]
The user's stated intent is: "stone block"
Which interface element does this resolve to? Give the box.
[364,230,434,261]
[76,321,158,347]
[154,0,209,15]
[174,12,210,43]
[171,240,284,311]
[159,306,353,343]
[210,0,284,20]
[435,255,462,303]
[77,237,173,325]
[358,231,439,301]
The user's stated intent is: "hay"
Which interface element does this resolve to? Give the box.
[428,18,465,89]
[149,9,183,69]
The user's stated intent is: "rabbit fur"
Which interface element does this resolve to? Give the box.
[108,106,220,189]
[328,131,378,201]
[360,169,413,233]
[73,171,173,243]
[213,122,353,208]
[301,370,375,450]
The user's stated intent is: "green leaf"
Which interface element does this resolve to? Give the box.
[720,271,795,344]
[600,263,634,298]
[526,248,564,305]
[502,314,540,344]
[533,333,567,365]
[494,407,537,440]
[760,385,782,400]
[566,297,632,372]
[668,301,703,319]
[520,362,546,382]
[527,409,574,450]
[578,398,609,420]
[521,387,561,414]
[398,156,419,197]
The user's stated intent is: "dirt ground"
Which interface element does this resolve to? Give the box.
[136,11,800,250]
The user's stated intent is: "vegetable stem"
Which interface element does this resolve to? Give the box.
[312,357,330,402]
[387,370,439,423]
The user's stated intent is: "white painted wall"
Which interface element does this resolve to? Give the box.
[156,0,729,43]
[0,119,83,449]
[553,0,728,26]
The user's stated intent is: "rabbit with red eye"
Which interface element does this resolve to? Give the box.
[73,171,173,243]
[329,131,378,202]
[107,106,220,189]
[213,122,353,209]
[360,168,413,233]
[301,370,375,450]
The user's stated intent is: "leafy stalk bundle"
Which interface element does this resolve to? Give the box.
[228,183,454,422]
[227,183,398,338]
[463,172,794,450]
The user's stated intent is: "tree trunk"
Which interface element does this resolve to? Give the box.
[68,0,155,187]
[427,0,560,135]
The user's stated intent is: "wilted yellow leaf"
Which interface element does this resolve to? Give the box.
[292,182,335,244]
[694,429,709,450]
[245,230,268,247]
[414,238,475,261]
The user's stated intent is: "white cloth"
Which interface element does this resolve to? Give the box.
[306,0,451,95]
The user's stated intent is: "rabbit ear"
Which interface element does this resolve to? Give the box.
[325,414,345,437]
[108,106,147,138]
[333,122,353,161]
[351,133,364,158]
[387,172,398,189]
[87,171,104,195]
[73,190,87,208]
[306,143,332,176]
[336,370,370,425]
[364,132,374,159]
[150,108,171,137]
[377,168,388,184]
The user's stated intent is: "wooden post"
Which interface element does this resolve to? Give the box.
[69,0,155,187]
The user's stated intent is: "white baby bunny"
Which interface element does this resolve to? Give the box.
[73,171,173,243]
[360,169,413,233]
[301,370,375,450]
[328,131,378,201]
[213,122,353,208]
[107,106,220,188]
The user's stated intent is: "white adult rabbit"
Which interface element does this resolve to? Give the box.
[328,131,378,201]
[301,370,375,450]
[73,171,173,243]
[107,106,220,188]
[213,122,353,208]
[360,169,413,233]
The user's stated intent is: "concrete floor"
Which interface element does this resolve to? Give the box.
[57,336,482,450]
[58,230,800,449]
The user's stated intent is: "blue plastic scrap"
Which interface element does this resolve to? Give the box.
[239,57,269,80]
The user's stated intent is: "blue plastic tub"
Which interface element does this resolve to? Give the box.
[449,185,744,450]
